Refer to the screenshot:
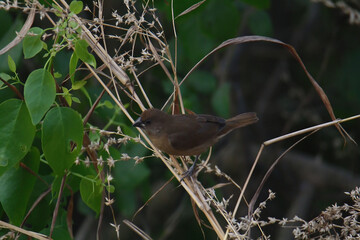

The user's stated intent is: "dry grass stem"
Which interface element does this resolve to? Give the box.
[0,220,49,240]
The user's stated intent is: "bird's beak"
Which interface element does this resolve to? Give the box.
[133,117,145,128]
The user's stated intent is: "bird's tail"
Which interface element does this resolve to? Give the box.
[217,112,258,138]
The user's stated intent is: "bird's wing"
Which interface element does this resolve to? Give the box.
[196,114,226,128]
[167,114,224,151]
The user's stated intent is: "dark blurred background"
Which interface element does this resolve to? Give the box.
[1,0,359,239]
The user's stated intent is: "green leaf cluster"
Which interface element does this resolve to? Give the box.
[0,1,125,231]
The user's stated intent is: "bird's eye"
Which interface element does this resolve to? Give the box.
[145,120,151,125]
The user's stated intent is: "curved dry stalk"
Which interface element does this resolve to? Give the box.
[0,3,35,55]
[175,35,349,142]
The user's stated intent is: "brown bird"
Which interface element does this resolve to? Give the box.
[133,108,258,177]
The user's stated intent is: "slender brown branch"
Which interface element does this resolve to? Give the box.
[83,88,106,126]
[49,174,67,238]
[20,162,49,187]
[20,187,52,229]
[0,78,24,100]
[66,185,74,239]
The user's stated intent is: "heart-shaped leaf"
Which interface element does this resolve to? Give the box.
[24,68,56,125]
[42,107,83,175]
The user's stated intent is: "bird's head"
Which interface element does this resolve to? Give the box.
[133,108,169,136]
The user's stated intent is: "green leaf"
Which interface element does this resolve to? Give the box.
[211,82,230,118]
[54,72,62,78]
[64,94,72,106]
[62,86,72,106]
[69,52,78,83]
[80,175,103,214]
[7,55,16,72]
[0,147,40,225]
[0,99,35,172]
[24,69,56,125]
[42,41,48,51]
[23,27,44,59]
[248,10,273,37]
[72,96,80,103]
[42,107,83,175]
[68,19,78,29]
[106,184,115,193]
[52,3,63,17]
[75,39,96,68]
[0,72,11,81]
[70,1,84,14]
[72,80,87,90]
[103,100,114,109]
[62,86,69,95]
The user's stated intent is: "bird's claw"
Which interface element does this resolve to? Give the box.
[180,164,196,182]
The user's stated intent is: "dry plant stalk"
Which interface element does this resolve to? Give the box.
[0,220,49,240]
[49,0,226,237]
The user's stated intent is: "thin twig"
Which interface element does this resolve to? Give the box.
[132,176,175,220]
[19,187,51,229]
[0,78,24,100]
[248,129,319,217]
[49,174,67,238]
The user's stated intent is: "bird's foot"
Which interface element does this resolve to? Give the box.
[180,164,196,182]
[180,156,199,182]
